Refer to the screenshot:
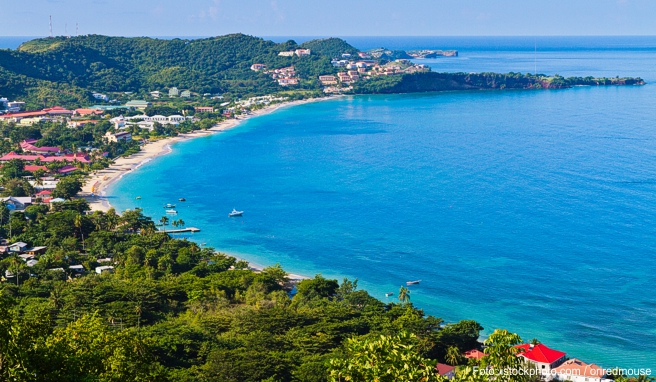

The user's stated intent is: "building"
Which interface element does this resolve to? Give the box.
[463,349,486,360]
[7,101,25,111]
[92,93,109,101]
[125,100,152,110]
[277,78,298,86]
[20,139,60,154]
[180,90,191,98]
[194,106,215,113]
[436,364,456,380]
[150,91,161,98]
[104,131,132,143]
[295,48,311,57]
[515,344,566,378]
[552,359,609,382]
[95,265,114,274]
[169,87,179,97]
[43,106,74,116]
[278,51,295,57]
[318,75,338,85]
[250,63,267,71]
[75,108,104,116]
[0,197,32,212]
[67,120,98,128]
[19,117,47,125]
[337,72,352,83]
[341,53,351,58]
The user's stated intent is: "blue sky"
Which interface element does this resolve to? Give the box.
[1,0,655,37]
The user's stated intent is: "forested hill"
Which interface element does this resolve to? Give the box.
[0,34,351,104]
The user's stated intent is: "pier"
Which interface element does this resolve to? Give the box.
[159,227,201,234]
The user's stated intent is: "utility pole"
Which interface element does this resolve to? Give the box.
[65,22,69,38]
[49,15,53,38]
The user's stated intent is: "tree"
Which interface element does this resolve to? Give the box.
[398,286,410,303]
[445,345,463,366]
[1,178,34,197]
[52,176,83,199]
[480,329,536,382]
[328,332,443,382]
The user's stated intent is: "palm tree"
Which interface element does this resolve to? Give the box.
[160,216,169,226]
[529,338,540,345]
[398,286,410,303]
[176,219,185,229]
[446,346,463,366]
[171,220,179,229]
[74,213,85,251]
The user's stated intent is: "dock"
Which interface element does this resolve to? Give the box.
[159,227,201,234]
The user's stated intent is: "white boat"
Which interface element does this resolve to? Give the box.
[166,209,177,214]
[164,203,176,208]
[406,280,421,285]
[385,292,394,297]
[228,209,243,217]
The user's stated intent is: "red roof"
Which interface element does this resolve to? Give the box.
[463,349,486,360]
[75,108,103,115]
[58,165,78,174]
[43,106,73,115]
[436,363,455,376]
[24,165,48,172]
[35,190,52,196]
[0,111,47,119]
[0,152,90,164]
[515,344,566,364]
[20,140,61,153]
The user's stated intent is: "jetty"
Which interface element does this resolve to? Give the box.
[159,227,201,234]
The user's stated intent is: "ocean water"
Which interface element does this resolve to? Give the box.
[108,37,656,369]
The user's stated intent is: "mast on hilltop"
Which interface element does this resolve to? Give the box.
[49,15,53,38]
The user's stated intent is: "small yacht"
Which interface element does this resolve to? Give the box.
[228,209,243,217]
[166,209,177,214]
[164,203,176,208]
[179,198,186,202]
[385,292,394,297]
[406,280,421,285]
[135,196,141,200]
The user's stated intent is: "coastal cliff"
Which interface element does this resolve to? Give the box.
[352,72,645,94]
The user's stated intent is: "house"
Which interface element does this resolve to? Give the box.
[104,131,132,143]
[26,259,39,267]
[75,108,104,116]
[436,364,456,379]
[278,51,295,57]
[150,91,161,98]
[277,78,298,86]
[57,165,79,175]
[92,93,109,101]
[124,100,152,110]
[180,90,192,98]
[67,120,98,128]
[552,359,608,382]
[19,117,47,125]
[20,139,61,154]
[43,106,74,116]
[1,197,32,211]
[7,101,25,111]
[250,63,267,71]
[295,49,311,57]
[31,178,59,191]
[69,264,86,273]
[318,75,338,85]
[24,246,47,255]
[341,53,351,58]
[463,349,486,360]
[358,52,372,59]
[8,242,28,252]
[109,116,126,128]
[168,87,180,97]
[97,258,113,263]
[18,254,34,261]
[515,344,566,378]
[194,106,215,113]
[35,190,52,198]
[95,265,114,274]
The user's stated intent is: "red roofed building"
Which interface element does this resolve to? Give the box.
[57,165,78,174]
[515,344,566,377]
[35,190,52,197]
[20,139,61,154]
[74,108,104,116]
[463,349,486,360]
[0,111,48,121]
[552,359,607,382]
[436,363,456,379]
[0,152,90,164]
[43,106,74,116]
[24,165,48,173]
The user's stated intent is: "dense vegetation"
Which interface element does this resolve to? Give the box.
[353,72,645,94]
[0,34,347,107]
[300,38,359,59]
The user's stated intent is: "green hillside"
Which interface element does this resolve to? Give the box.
[0,34,342,107]
[300,38,359,58]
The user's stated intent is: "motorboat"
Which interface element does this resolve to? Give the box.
[385,292,395,297]
[164,203,176,208]
[179,198,186,202]
[229,209,243,217]
[166,209,177,214]
[135,196,141,200]
[406,280,421,285]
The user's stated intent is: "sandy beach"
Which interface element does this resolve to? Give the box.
[80,97,332,213]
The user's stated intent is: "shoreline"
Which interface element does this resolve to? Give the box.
[79,96,339,279]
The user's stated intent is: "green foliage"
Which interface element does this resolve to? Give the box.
[51,176,83,199]
[300,38,359,59]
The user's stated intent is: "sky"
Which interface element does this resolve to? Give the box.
[1,0,656,37]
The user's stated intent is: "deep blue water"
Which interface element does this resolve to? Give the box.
[106,37,656,370]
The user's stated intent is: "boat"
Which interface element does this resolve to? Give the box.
[135,196,141,200]
[406,280,421,285]
[385,292,394,297]
[166,209,177,214]
[179,198,186,202]
[164,203,176,208]
[228,209,243,217]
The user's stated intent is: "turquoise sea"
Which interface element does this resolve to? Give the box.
[106,37,656,369]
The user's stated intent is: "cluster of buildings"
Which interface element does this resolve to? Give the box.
[277,48,311,57]
[1,238,115,281]
[0,98,25,113]
[109,114,191,131]
[265,66,299,86]
[167,87,192,98]
[459,343,613,382]
[0,106,104,125]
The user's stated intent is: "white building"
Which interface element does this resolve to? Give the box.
[515,344,567,380]
[95,265,114,274]
[169,87,179,97]
[278,51,295,57]
[553,359,611,382]
[92,93,109,102]
[180,90,191,98]
[295,49,311,57]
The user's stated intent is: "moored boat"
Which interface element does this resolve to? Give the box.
[385,292,394,297]
[166,209,177,214]
[179,198,186,202]
[164,203,176,208]
[406,280,421,285]
[229,209,243,217]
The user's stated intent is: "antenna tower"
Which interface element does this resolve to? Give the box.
[49,16,53,38]
[65,22,69,38]
[76,23,79,37]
